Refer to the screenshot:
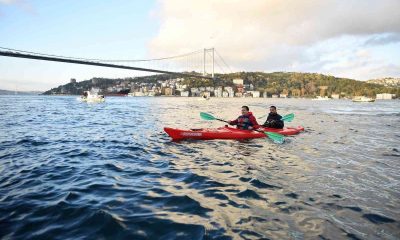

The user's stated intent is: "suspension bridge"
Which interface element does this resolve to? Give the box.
[0,47,232,80]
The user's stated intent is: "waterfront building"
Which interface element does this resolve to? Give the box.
[224,87,234,97]
[331,94,340,99]
[214,87,223,98]
[190,88,200,97]
[180,91,189,97]
[206,86,214,92]
[233,78,244,85]
[247,91,260,98]
[376,93,395,99]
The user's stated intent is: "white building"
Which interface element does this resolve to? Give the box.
[224,87,234,97]
[107,87,114,92]
[214,87,223,98]
[180,91,189,97]
[233,78,244,85]
[247,91,260,98]
[133,92,145,96]
[331,94,340,99]
[190,88,199,96]
[206,86,214,92]
[376,93,395,99]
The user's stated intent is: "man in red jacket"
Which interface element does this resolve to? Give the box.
[229,106,260,130]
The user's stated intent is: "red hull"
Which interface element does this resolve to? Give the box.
[164,126,304,141]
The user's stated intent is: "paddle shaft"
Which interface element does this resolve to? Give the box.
[215,118,230,124]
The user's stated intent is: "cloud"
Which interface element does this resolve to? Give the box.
[364,33,400,46]
[0,0,18,4]
[283,35,400,80]
[149,0,400,79]
[323,57,400,81]
[0,0,34,14]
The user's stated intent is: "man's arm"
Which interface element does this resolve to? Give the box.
[229,118,238,125]
[250,115,260,129]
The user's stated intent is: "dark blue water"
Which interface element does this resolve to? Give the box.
[1,96,399,239]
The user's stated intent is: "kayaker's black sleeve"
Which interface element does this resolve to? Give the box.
[275,114,284,129]
[262,120,269,127]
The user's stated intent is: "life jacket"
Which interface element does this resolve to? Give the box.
[236,112,255,130]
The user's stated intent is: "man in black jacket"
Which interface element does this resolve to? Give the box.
[262,106,284,129]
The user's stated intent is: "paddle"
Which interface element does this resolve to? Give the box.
[200,112,285,143]
[281,113,294,122]
[262,131,285,144]
[259,113,295,122]
[200,112,229,123]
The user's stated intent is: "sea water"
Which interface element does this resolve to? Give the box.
[0,96,399,239]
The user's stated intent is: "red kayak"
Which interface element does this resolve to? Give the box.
[164,126,304,141]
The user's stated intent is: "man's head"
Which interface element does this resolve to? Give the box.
[269,106,277,114]
[241,106,249,115]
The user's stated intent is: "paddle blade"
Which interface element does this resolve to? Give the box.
[264,131,285,144]
[200,112,216,121]
[282,113,294,122]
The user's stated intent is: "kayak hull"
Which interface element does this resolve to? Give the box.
[164,126,304,141]
[259,126,304,135]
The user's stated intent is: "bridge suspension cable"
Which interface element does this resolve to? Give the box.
[0,46,232,79]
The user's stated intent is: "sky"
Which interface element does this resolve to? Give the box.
[0,0,399,91]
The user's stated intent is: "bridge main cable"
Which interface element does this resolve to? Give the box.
[0,50,214,80]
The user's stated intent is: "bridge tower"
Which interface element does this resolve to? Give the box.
[203,48,215,78]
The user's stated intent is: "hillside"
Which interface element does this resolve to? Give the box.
[366,77,400,87]
[42,72,399,98]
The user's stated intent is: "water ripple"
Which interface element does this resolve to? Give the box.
[1,96,399,239]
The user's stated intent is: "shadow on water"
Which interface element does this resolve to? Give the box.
[0,96,399,239]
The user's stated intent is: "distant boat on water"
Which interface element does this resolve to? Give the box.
[79,88,105,103]
[198,94,210,101]
[352,96,375,102]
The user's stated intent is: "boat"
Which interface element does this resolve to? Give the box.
[198,95,210,101]
[311,96,331,101]
[80,89,105,103]
[164,126,304,141]
[352,96,375,102]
